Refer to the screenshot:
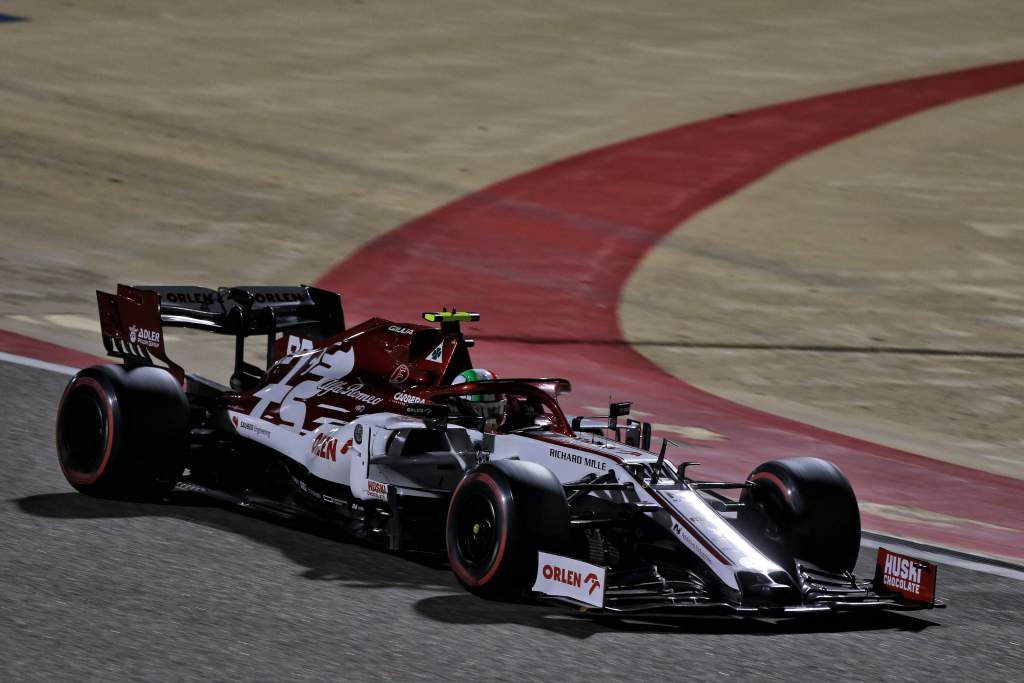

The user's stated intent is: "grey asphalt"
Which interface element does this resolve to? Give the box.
[1,361,1021,682]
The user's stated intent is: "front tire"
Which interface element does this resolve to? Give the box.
[446,460,570,599]
[738,457,861,574]
[56,364,188,500]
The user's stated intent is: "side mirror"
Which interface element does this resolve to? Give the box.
[624,419,652,450]
[607,401,632,431]
[571,416,608,434]
[676,461,702,479]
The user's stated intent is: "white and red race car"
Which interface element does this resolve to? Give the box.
[56,284,940,614]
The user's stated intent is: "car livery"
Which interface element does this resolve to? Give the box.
[55,284,941,615]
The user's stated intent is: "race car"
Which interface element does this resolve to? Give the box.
[55,284,941,614]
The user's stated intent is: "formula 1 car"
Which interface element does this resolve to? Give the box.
[55,284,940,615]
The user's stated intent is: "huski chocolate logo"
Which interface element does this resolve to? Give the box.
[366,480,388,500]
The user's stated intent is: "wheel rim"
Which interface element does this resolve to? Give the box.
[454,490,498,569]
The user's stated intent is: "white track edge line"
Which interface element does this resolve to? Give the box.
[0,351,78,376]
[860,536,1024,582]
[2,351,1021,581]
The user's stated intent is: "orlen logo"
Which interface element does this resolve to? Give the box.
[253,291,304,304]
[541,564,602,596]
[165,291,216,306]
[312,434,351,462]
[127,324,161,348]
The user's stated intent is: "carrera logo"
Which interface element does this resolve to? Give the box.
[127,324,161,348]
[366,479,388,500]
[388,325,414,335]
[532,551,606,608]
[393,391,425,405]
[389,364,411,384]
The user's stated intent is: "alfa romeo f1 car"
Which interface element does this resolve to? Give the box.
[56,284,941,615]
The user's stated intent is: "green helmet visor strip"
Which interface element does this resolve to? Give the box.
[453,368,497,402]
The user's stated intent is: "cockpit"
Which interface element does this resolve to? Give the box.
[427,379,573,436]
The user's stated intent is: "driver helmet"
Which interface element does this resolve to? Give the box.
[451,368,505,426]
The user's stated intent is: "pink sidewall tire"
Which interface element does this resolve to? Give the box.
[56,364,188,501]
[739,457,861,574]
[446,460,570,600]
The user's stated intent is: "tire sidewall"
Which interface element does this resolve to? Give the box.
[56,370,124,487]
[55,364,187,498]
[446,460,570,597]
[740,457,861,573]
[446,469,517,589]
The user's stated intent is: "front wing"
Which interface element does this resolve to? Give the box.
[531,548,944,616]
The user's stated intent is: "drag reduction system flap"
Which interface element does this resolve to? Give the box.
[96,284,344,388]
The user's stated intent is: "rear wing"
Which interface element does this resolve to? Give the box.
[96,284,344,388]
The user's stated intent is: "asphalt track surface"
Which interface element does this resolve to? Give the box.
[2,361,1022,682]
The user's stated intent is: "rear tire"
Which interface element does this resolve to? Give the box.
[56,364,188,500]
[738,457,860,574]
[446,460,570,599]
